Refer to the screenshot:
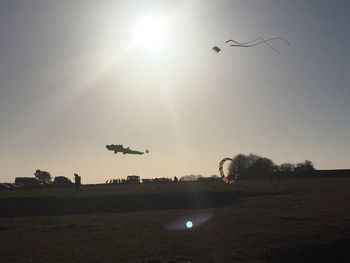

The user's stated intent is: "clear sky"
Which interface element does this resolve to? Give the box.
[0,0,349,183]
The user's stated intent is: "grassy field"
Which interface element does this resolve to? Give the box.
[1,178,350,262]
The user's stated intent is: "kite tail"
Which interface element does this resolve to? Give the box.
[225,37,289,52]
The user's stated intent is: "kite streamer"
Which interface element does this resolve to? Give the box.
[226,37,289,52]
[213,37,289,53]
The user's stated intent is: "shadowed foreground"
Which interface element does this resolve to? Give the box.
[1,178,350,262]
[0,191,273,218]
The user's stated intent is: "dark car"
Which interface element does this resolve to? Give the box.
[15,177,44,188]
[126,175,141,184]
[53,176,73,186]
[0,183,11,191]
[3,183,22,190]
[14,183,25,189]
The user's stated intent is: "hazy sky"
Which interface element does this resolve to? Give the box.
[1,0,349,183]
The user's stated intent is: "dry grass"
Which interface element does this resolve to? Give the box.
[1,178,350,262]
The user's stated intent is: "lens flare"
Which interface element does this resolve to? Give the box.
[166,212,213,231]
[185,221,193,229]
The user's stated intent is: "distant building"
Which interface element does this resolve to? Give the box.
[314,169,350,177]
[274,169,350,178]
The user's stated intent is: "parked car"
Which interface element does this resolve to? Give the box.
[53,176,72,186]
[41,181,53,187]
[3,183,22,190]
[0,183,10,190]
[126,175,141,184]
[15,177,44,188]
[13,183,25,189]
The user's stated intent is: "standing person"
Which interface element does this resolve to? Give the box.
[74,173,81,193]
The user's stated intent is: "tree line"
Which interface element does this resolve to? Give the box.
[228,153,315,180]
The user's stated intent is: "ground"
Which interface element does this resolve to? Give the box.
[1,177,350,262]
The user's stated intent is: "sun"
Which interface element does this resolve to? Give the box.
[133,16,168,49]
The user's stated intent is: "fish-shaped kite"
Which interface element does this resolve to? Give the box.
[106,144,149,155]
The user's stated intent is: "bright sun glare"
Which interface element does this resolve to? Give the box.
[133,16,168,49]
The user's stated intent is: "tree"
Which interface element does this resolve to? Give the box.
[228,153,275,179]
[246,157,274,178]
[198,175,222,182]
[279,163,295,172]
[228,154,316,179]
[294,160,315,173]
[246,154,261,168]
[228,154,248,178]
[34,170,52,182]
[180,174,203,181]
[304,160,315,172]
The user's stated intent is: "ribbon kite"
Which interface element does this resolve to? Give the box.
[213,37,289,53]
[219,157,238,184]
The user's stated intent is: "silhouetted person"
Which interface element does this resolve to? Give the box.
[174,176,178,183]
[74,173,81,193]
